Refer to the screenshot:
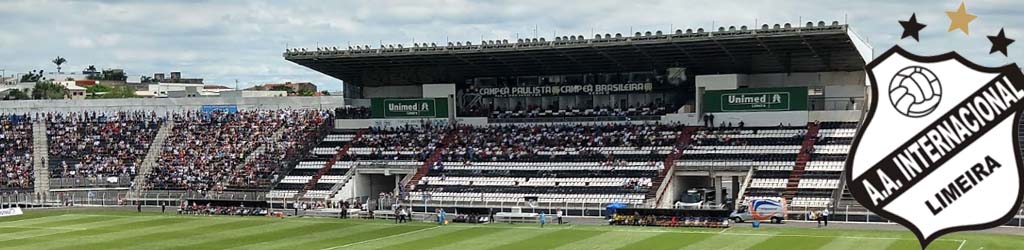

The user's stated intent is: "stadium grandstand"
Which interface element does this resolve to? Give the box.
[273,20,884,220]
[0,20,1022,249]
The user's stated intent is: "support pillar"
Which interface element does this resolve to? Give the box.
[714,176,723,207]
[731,176,740,204]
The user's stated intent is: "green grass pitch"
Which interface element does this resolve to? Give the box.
[0,209,1019,249]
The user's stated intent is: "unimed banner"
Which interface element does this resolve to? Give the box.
[371,98,449,118]
[0,207,23,217]
[703,87,808,112]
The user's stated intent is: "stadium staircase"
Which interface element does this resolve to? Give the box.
[325,163,359,201]
[734,166,756,210]
[650,126,698,208]
[31,121,50,195]
[404,128,457,191]
[128,121,175,199]
[782,122,820,201]
[831,170,848,208]
[295,128,366,199]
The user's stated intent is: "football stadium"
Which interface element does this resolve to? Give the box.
[1,3,1023,249]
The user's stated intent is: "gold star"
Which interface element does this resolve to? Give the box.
[946,2,977,35]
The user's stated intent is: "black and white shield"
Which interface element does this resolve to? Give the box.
[847,46,1024,248]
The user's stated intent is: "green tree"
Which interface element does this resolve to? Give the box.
[32,81,67,99]
[86,69,128,81]
[298,89,316,96]
[100,69,126,81]
[102,86,137,99]
[85,85,135,99]
[320,90,330,96]
[52,57,67,73]
[270,85,292,92]
[86,85,111,94]
[3,89,30,100]
[20,70,43,82]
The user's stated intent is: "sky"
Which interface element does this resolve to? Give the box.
[0,0,1020,91]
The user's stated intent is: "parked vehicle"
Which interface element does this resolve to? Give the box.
[730,198,786,224]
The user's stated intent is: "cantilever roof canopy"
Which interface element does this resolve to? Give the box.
[286,24,869,87]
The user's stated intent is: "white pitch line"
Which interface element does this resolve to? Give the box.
[318,225,441,250]
[957,239,967,250]
[719,228,730,233]
[0,225,86,231]
[0,228,87,241]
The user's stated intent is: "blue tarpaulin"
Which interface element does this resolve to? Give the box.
[606,202,627,215]
[201,105,237,114]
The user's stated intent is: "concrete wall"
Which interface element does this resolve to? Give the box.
[695,74,741,91]
[693,71,867,115]
[338,110,859,130]
[421,84,455,98]
[848,29,875,63]
[335,117,487,129]
[350,173,399,201]
[742,71,866,88]
[809,110,863,122]
[362,85,422,98]
[337,177,357,201]
[347,98,371,108]
[0,96,346,114]
[663,111,810,127]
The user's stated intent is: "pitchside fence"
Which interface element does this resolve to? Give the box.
[0,191,1021,227]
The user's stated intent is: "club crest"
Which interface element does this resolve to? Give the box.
[846,46,1024,248]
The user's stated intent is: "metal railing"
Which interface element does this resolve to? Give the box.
[784,204,1024,227]
[489,115,661,124]
[349,160,421,169]
[49,175,133,189]
[400,194,643,217]
[809,97,865,111]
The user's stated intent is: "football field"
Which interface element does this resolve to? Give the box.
[0,209,1019,250]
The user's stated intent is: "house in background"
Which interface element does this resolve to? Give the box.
[245,82,318,95]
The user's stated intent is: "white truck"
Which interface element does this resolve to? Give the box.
[730,198,786,224]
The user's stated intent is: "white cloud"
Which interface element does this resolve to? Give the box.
[1,0,1022,91]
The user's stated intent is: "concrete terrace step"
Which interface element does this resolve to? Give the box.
[128,121,175,199]
[32,121,49,195]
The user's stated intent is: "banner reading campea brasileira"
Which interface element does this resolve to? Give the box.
[474,82,655,97]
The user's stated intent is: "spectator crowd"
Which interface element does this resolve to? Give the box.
[147,110,330,193]
[0,115,33,189]
[335,107,370,119]
[443,123,683,162]
[342,122,446,161]
[178,202,269,216]
[47,111,162,178]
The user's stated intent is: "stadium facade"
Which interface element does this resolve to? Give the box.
[277,21,878,219]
